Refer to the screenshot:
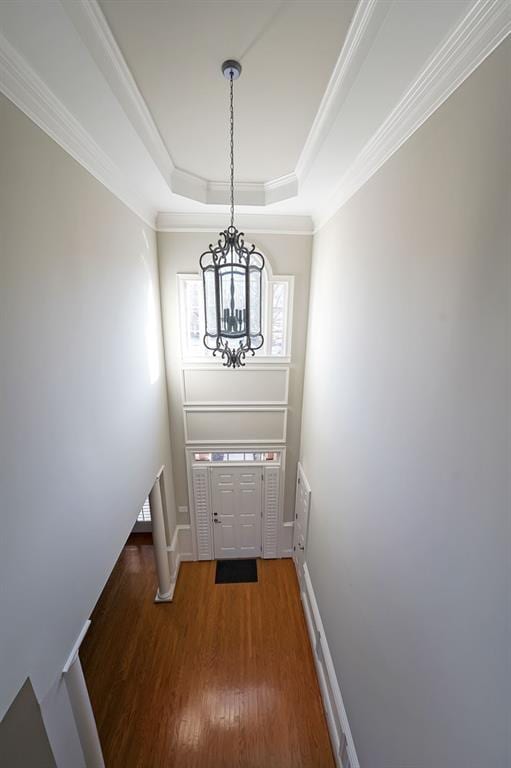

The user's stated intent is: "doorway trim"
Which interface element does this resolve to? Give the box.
[185,445,286,561]
[211,464,263,560]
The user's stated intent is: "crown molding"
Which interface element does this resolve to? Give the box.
[264,173,299,204]
[0,29,156,228]
[295,0,384,181]
[314,0,511,232]
[156,211,313,235]
[1,0,506,232]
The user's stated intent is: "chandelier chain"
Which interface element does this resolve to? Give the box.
[229,70,234,229]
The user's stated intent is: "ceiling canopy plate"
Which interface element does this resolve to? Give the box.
[221,59,242,80]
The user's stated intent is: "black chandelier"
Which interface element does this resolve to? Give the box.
[199,60,264,368]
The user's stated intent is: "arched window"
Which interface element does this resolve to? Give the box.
[178,256,293,362]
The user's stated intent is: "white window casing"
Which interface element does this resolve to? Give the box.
[177,268,294,363]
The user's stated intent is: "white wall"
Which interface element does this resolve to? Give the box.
[0,90,175,752]
[300,40,510,768]
[158,230,311,526]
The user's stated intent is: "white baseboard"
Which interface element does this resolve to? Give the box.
[166,524,193,600]
[279,520,294,557]
[301,563,360,768]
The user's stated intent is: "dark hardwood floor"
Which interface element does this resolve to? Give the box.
[81,534,335,768]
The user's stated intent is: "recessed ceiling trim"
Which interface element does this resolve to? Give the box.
[61,0,307,207]
[314,0,511,232]
[295,0,385,182]
[62,0,174,182]
[0,29,155,227]
[156,211,313,235]
[171,172,299,207]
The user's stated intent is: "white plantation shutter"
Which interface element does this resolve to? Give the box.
[263,466,280,558]
[137,498,151,522]
[133,497,152,532]
[192,466,213,560]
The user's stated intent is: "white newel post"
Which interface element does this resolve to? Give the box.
[149,470,172,602]
[63,622,105,768]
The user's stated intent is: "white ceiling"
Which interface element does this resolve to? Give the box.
[99,0,357,184]
[0,0,507,230]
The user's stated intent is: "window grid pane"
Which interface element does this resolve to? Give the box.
[192,451,280,463]
[180,274,289,359]
[184,280,204,354]
[270,281,288,356]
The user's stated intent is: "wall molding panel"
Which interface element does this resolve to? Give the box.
[166,524,193,600]
[279,521,294,558]
[176,525,193,560]
[301,564,360,768]
[183,407,288,445]
[181,366,290,407]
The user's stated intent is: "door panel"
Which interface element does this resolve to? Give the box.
[219,523,236,551]
[212,467,262,559]
[239,524,256,549]
[211,472,237,557]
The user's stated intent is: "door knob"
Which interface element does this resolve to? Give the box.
[298,543,304,551]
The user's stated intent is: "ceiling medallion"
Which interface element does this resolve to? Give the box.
[199,60,264,368]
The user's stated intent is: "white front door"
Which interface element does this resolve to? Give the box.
[211,467,262,559]
[293,464,311,579]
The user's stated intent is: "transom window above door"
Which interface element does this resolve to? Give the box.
[178,269,293,362]
[192,451,281,463]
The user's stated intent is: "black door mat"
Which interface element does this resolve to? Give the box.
[215,558,258,584]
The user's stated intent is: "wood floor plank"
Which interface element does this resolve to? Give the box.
[81,535,335,768]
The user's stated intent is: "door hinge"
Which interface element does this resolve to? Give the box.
[261,473,264,481]
[298,477,301,484]
[293,545,296,551]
